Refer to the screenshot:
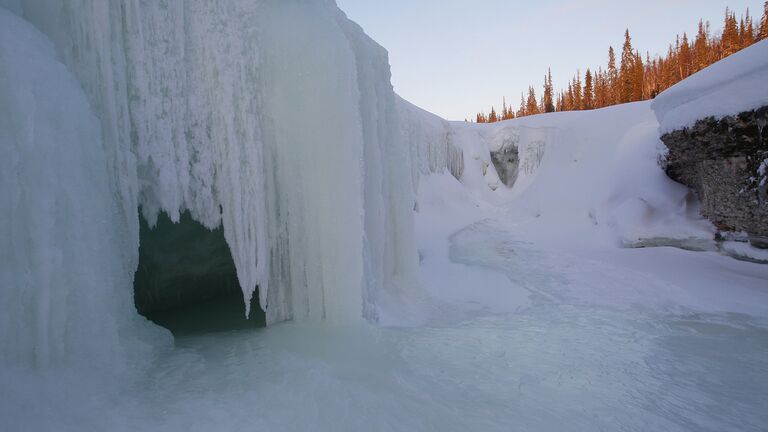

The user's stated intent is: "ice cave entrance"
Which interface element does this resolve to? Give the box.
[133,211,265,336]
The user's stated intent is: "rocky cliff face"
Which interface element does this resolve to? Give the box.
[661,106,768,248]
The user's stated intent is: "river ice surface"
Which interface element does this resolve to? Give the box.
[18,220,763,432]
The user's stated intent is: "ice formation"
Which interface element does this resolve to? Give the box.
[1,7,126,369]
[398,96,465,183]
[1,0,759,380]
[0,0,424,373]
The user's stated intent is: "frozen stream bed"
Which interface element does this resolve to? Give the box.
[14,219,765,432]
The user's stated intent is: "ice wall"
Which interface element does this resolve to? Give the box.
[398,97,514,197]
[398,96,464,185]
[0,8,157,370]
[5,0,419,327]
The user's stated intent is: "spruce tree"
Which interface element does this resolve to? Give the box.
[740,11,755,48]
[760,1,768,40]
[573,71,583,109]
[619,30,635,103]
[633,51,644,101]
[543,68,555,113]
[694,20,710,71]
[722,8,739,56]
[644,52,657,98]
[526,86,539,115]
[594,68,607,108]
[583,69,593,110]
[678,33,692,79]
[607,46,619,104]
[501,97,510,120]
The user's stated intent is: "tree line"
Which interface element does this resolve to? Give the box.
[474,3,768,123]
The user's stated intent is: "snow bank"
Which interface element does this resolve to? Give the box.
[5,1,418,326]
[497,103,714,246]
[652,40,768,133]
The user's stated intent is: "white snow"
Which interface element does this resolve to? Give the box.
[652,40,768,133]
[399,99,768,321]
[720,241,768,263]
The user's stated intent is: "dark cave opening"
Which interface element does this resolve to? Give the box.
[134,210,265,337]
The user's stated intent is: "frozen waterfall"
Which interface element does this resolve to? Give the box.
[1,0,419,370]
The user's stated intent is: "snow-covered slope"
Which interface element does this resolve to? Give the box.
[485,103,714,245]
[404,100,768,327]
[652,40,768,133]
[406,100,713,248]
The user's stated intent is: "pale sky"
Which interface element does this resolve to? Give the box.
[336,0,765,120]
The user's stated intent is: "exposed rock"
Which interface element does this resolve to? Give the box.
[491,145,519,187]
[661,106,768,248]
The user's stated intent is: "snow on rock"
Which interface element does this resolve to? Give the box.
[652,40,768,133]
[5,1,419,326]
[720,240,768,263]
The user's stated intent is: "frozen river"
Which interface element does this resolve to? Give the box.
[56,221,766,432]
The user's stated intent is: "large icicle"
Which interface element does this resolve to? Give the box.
[255,1,367,322]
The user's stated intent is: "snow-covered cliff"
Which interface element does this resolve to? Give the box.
[652,40,768,133]
[653,40,768,248]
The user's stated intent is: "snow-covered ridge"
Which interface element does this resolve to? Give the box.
[652,40,768,133]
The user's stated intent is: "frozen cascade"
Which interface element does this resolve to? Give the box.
[1,0,425,373]
[398,96,465,185]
